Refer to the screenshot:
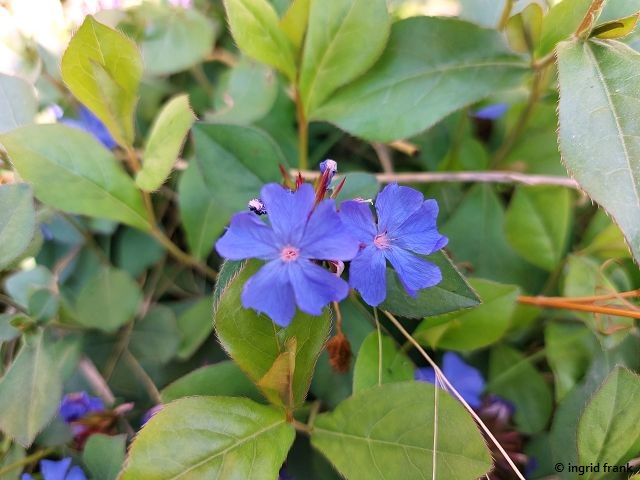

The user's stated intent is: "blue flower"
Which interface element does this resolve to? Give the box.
[415,352,485,408]
[340,183,447,306]
[216,183,359,326]
[61,106,117,149]
[59,392,104,423]
[22,458,86,480]
[473,103,508,120]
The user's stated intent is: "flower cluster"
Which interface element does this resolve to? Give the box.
[215,162,448,326]
[21,458,86,480]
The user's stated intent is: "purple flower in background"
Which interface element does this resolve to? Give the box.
[473,103,508,120]
[59,392,104,423]
[21,458,87,480]
[60,105,117,149]
[340,183,447,306]
[319,159,338,183]
[216,183,359,326]
[141,404,163,426]
[415,352,485,408]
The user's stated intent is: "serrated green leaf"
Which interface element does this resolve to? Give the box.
[121,396,295,479]
[578,367,640,478]
[83,434,126,480]
[313,17,527,142]
[176,297,214,360]
[311,382,492,479]
[129,305,179,364]
[558,38,640,262]
[505,186,572,270]
[75,267,142,333]
[414,278,519,351]
[136,94,195,192]
[224,0,297,80]
[0,331,63,447]
[0,184,35,271]
[352,331,413,393]
[488,345,553,434]
[299,0,390,115]
[0,125,149,231]
[160,361,262,403]
[214,260,330,407]
[380,251,480,319]
[0,73,37,134]
[61,16,142,147]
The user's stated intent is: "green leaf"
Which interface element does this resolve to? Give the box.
[114,228,165,277]
[0,442,25,480]
[61,16,142,147]
[160,361,262,403]
[129,306,179,364]
[545,323,598,402]
[208,58,278,125]
[224,0,297,80]
[537,0,593,58]
[505,186,572,270]
[599,0,640,24]
[136,94,195,192]
[121,396,295,479]
[380,251,480,319]
[578,367,640,477]
[0,184,35,270]
[299,0,390,115]
[592,15,639,40]
[558,38,640,263]
[0,125,149,231]
[75,267,142,333]
[83,434,126,480]
[0,331,63,446]
[176,297,214,360]
[313,17,527,142]
[0,73,37,134]
[459,0,508,28]
[279,0,310,52]
[352,331,413,393]
[332,172,380,205]
[580,211,630,259]
[311,382,492,479]
[487,345,553,434]
[214,260,331,407]
[414,278,519,351]
[4,266,54,307]
[131,4,217,76]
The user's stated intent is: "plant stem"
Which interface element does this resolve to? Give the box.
[79,356,116,406]
[149,228,217,282]
[123,350,162,404]
[0,293,27,314]
[518,295,640,319]
[498,0,515,30]
[295,89,309,171]
[0,447,55,476]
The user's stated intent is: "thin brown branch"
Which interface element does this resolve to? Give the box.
[79,356,116,406]
[372,143,394,174]
[518,295,640,319]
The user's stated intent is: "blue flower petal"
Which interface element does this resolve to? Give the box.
[261,183,315,244]
[473,103,508,120]
[299,200,359,260]
[375,183,424,235]
[349,245,387,306]
[289,260,350,315]
[78,106,117,149]
[241,260,296,327]
[21,475,34,480]
[442,352,484,409]
[40,458,71,480]
[394,200,448,254]
[339,201,376,243]
[215,212,279,260]
[414,367,436,384]
[65,466,88,480]
[385,247,442,297]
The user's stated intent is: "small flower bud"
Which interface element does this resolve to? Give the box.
[319,159,338,182]
[326,332,352,374]
[248,198,267,215]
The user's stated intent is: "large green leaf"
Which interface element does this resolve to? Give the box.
[129,306,179,364]
[414,278,519,351]
[558,38,640,262]
[352,331,413,393]
[0,331,62,447]
[121,396,295,479]
[61,16,142,147]
[224,0,297,80]
[599,0,640,24]
[537,0,592,57]
[214,260,331,407]
[0,184,35,270]
[176,297,214,360]
[136,94,195,192]
[74,267,142,333]
[380,251,480,319]
[312,17,527,142]
[83,434,126,480]
[488,345,553,434]
[311,382,492,479]
[578,367,640,478]
[299,0,390,115]
[0,124,149,231]
[459,0,508,28]
[505,186,572,271]
[0,73,37,134]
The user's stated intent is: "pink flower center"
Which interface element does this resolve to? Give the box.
[373,232,391,250]
[280,245,300,262]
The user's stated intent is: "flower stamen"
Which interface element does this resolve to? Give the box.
[280,245,300,262]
